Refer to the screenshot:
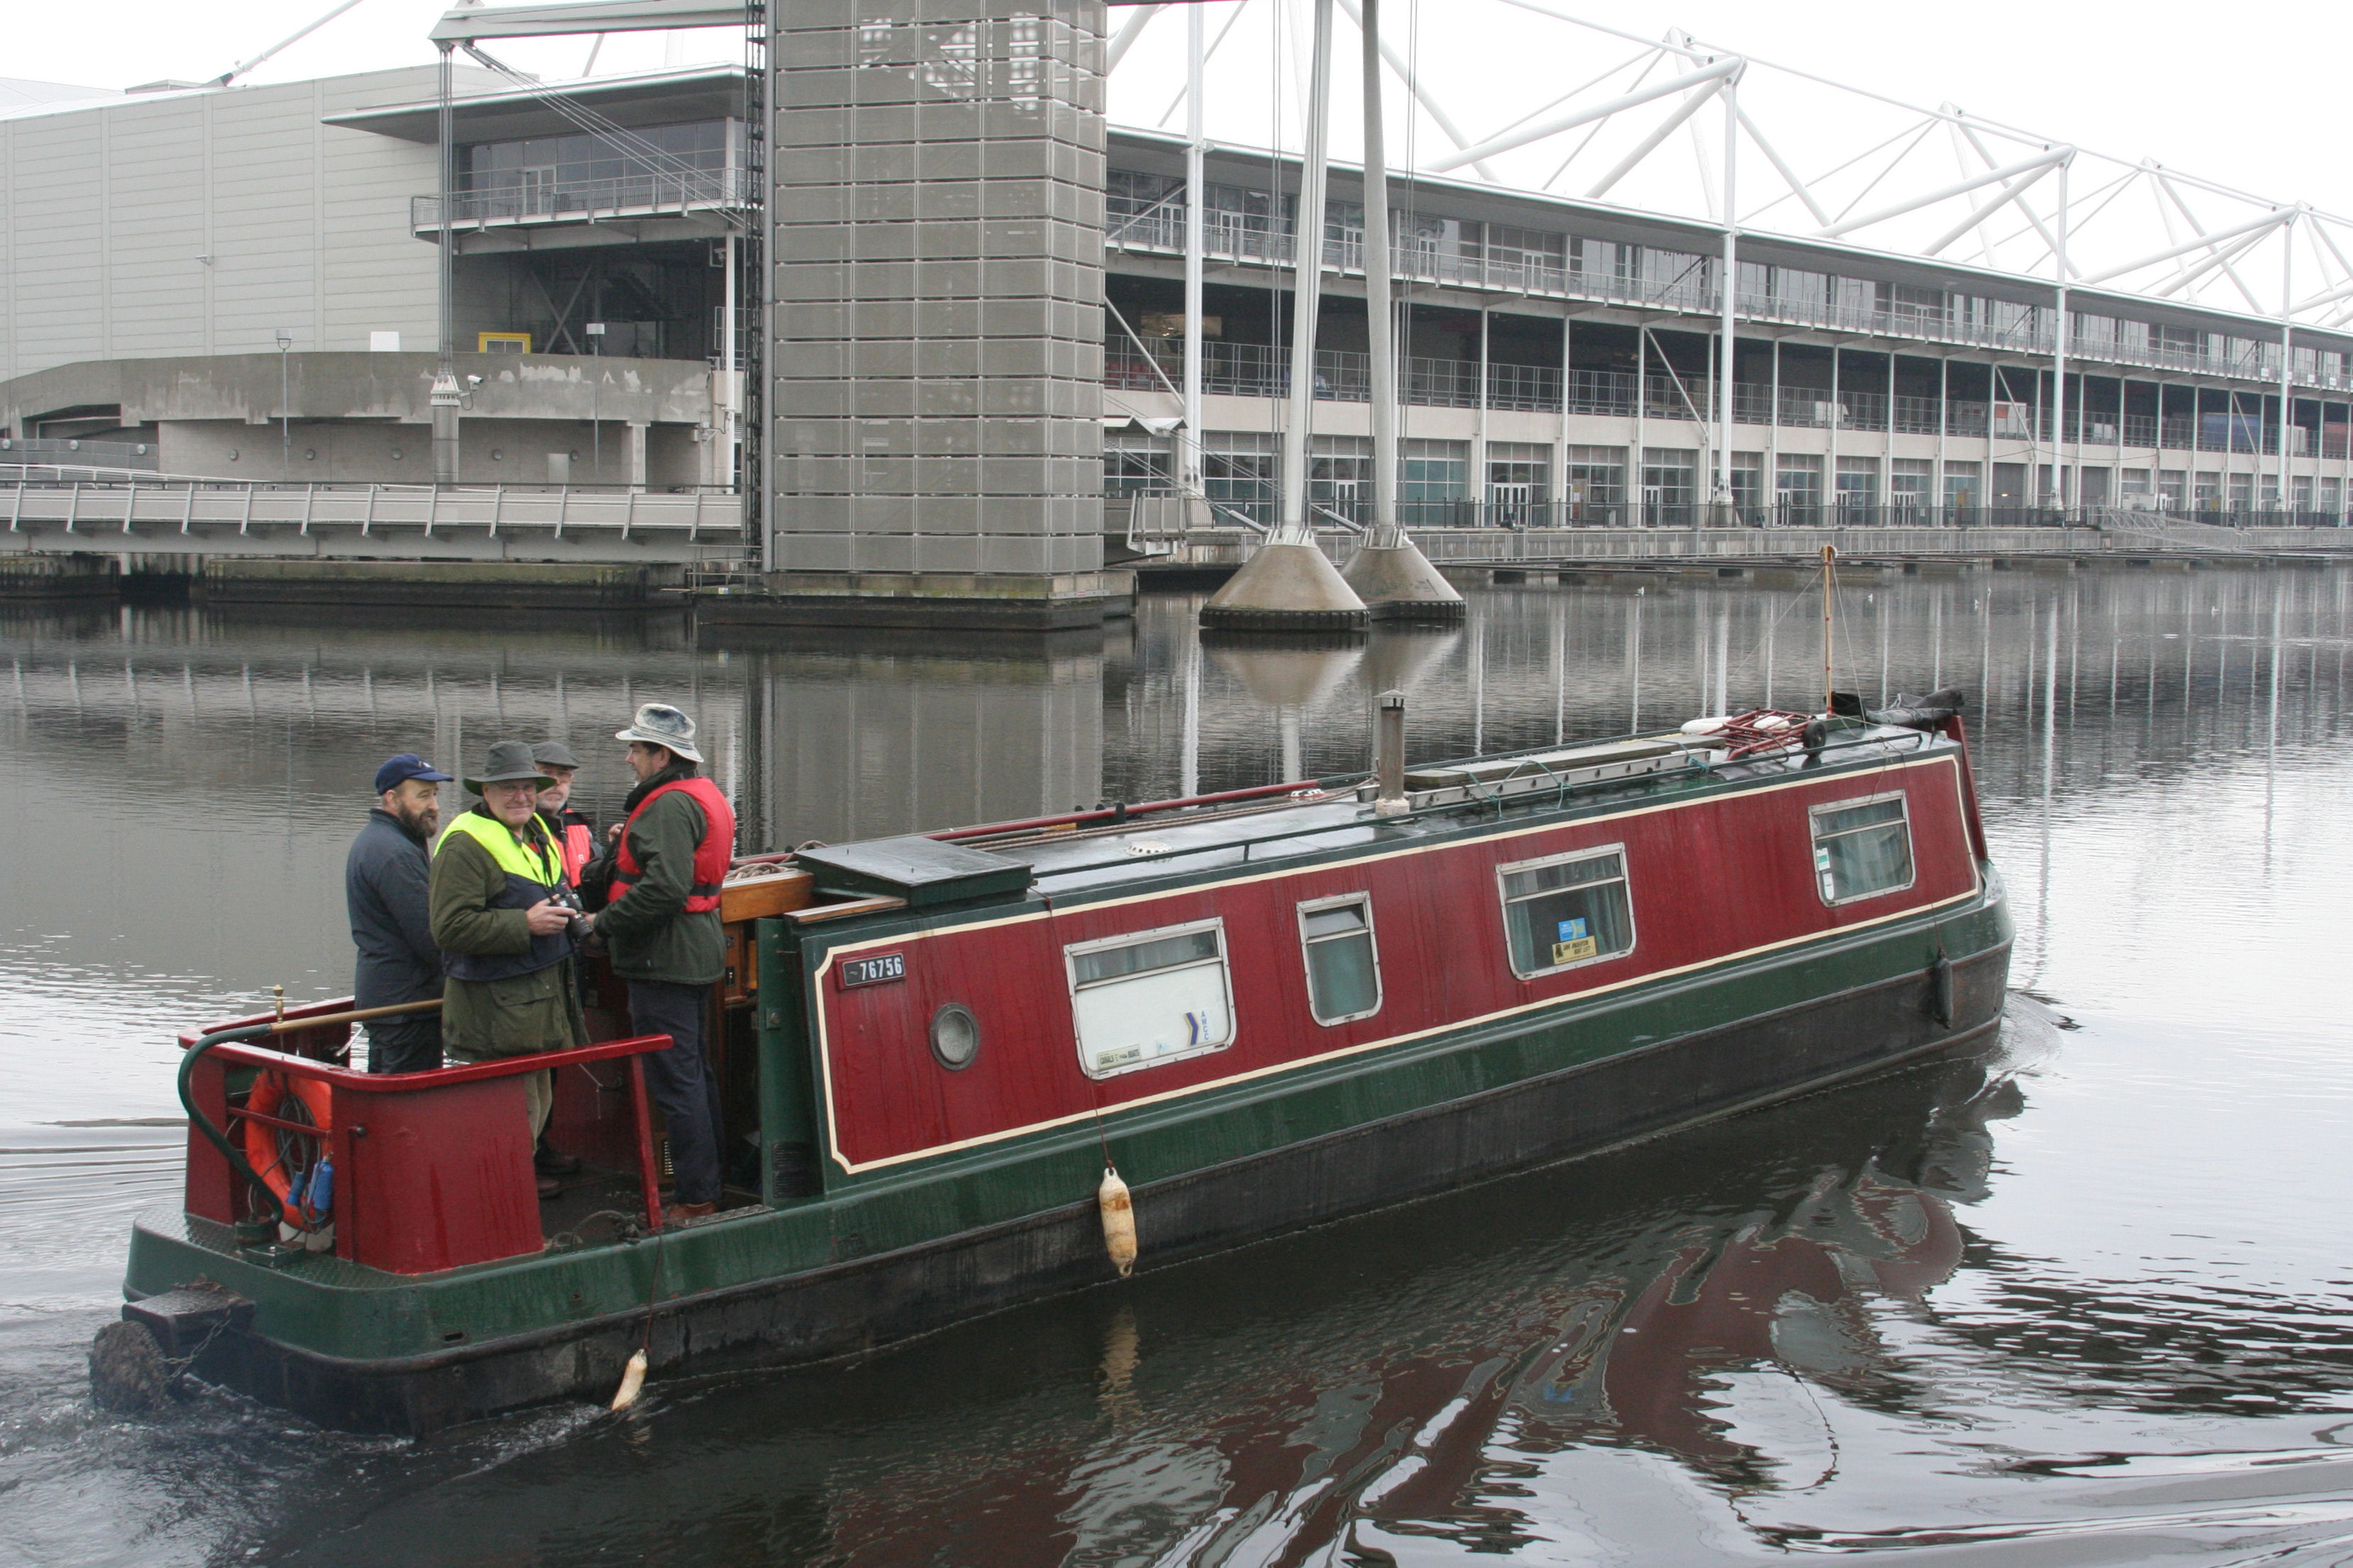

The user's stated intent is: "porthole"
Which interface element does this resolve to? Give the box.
[930,1003,979,1071]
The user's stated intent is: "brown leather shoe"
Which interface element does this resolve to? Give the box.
[661,1201,717,1227]
[537,1174,563,1200]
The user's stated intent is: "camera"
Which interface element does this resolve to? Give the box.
[547,880,593,942]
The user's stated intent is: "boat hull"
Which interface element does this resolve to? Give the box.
[128,887,2012,1435]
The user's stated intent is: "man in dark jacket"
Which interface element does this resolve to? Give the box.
[346,753,451,1073]
[531,740,597,888]
[583,703,735,1225]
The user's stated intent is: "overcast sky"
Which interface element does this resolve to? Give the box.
[12,0,2349,220]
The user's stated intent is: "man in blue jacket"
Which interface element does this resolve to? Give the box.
[346,753,451,1073]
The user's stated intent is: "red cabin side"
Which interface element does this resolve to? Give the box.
[815,755,1982,1172]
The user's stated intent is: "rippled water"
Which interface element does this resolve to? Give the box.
[3,562,2350,1567]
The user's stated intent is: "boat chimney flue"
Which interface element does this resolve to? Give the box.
[1373,690,1409,817]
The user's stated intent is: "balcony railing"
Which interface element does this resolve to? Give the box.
[1108,207,2353,394]
[1107,341,2353,462]
[1113,489,2353,534]
[1108,340,1563,412]
[413,168,751,230]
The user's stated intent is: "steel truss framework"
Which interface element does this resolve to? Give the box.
[1104,0,2353,507]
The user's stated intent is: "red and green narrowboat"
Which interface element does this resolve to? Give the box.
[109,697,2011,1434]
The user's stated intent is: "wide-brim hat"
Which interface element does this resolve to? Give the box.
[530,739,583,770]
[615,702,702,763]
[464,739,556,795]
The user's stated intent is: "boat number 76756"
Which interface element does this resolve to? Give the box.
[839,953,906,988]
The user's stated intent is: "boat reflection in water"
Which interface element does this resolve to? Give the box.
[663,1034,2028,1567]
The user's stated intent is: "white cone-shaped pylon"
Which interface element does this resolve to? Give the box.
[1340,532,1465,620]
[1200,540,1369,632]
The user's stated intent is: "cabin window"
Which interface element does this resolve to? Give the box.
[1811,793,1914,903]
[1066,918,1235,1079]
[1498,846,1634,979]
[1297,894,1382,1025]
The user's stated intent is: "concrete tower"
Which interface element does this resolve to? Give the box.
[764,0,1130,629]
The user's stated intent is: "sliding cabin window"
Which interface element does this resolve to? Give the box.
[1810,793,1915,904]
[1498,846,1636,979]
[1065,918,1236,1079]
[1297,894,1382,1025]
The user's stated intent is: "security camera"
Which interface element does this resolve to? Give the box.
[465,374,483,387]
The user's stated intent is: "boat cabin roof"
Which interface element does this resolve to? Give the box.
[793,721,1956,912]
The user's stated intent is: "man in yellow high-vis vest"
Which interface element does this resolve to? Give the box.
[429,741,585,1188]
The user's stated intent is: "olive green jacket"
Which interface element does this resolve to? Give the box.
[427,823,585,1060]
[597,778,725,987]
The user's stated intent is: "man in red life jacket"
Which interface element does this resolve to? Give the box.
[579,703,735,1225]
[530,741,597,889]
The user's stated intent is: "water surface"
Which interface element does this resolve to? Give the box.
[3,563,2349,1566]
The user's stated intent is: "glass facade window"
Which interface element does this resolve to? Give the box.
[1836,458,1880,511]
[1498,847,1635,978]
[1400,214,1480,275]
[1108,169,1183,223]
[1400,439,1467,504]
[1487,224,1566,278]
[1105,437,1174,495]
[1732,453,1765,512]
[462,121,732,201]
[1777,453,1824,513]
[1883,283,1946,324]
[1565,446,1626,521]
[1811,795,1914,905]
[1774,268,1830,311]
[1203,431,1277,521]
[1309,436,1372,522]
[1642,448,1696,518]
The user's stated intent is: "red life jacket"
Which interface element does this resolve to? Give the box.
[558,819,595,887]
[539,807,597,887]
[610,775,736,913]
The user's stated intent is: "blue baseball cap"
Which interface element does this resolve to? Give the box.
[374,753,453,794]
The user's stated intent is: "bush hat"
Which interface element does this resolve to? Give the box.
[614,702,702,764]
[464,740,556,795]
[530,740,583,770]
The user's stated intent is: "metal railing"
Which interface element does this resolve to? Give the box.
[413,167,751,229]
[1108,209,2353,394]
[1111,490,2353,536]
[1892,394,1941,434]
[0,436,156,469]
[1106,336,2353,464]
[4,476,749,556]
[1108,340,1561,413]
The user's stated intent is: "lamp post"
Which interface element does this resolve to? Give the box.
[275,327,294,477]
[586,321,605,483]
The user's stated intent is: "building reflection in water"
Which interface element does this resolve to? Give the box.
[720,626,1105,847]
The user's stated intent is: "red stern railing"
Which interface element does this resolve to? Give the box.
[180,1002,672,1275]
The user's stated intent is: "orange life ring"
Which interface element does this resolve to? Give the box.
[243,1071,334,1216]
